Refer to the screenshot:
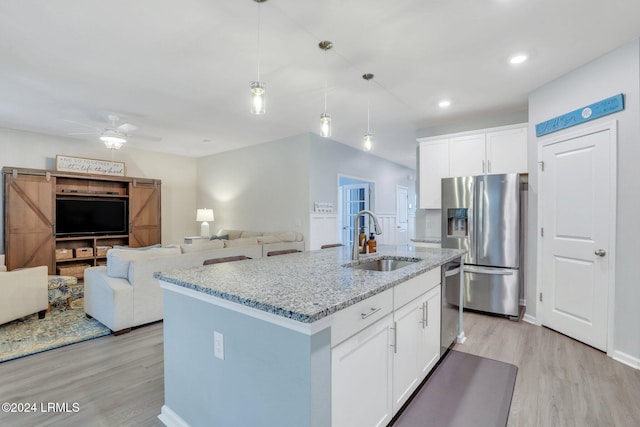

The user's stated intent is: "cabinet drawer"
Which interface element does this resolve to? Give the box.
[331,288,393,347]
[394,268,440,310]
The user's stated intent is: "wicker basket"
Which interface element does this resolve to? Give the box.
[96,245,112,257]
[55,248,73,260]
[56,263,90,278]
[75,247,94,258]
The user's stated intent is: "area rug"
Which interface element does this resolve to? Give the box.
[392,350,518,427]
[0,298,111,363]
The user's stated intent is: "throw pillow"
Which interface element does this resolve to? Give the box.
[223,237,258,248]
[210,234,229,240]
[257,235,281,245]
[217,229,243,240]
[240,231,263,238]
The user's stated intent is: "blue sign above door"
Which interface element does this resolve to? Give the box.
[535,93,624,137]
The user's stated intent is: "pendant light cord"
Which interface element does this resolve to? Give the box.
[367,101,370,133]
[323,49,328,113]
[256,3,262,81]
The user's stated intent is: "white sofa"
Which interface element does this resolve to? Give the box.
[0,265,48,325]
[84,230,304,334]
[84,242,264,334]
[214,229,305,257]
[0,254,6,272]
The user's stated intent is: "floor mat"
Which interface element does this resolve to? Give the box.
[392,350,518,427]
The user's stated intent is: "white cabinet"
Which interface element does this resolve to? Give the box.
[331,269,442,426]
[449,125,528,176]
[486,127,527,174]
[418,139,449,209]
[332,314,394,427]
[449,134,486,177]
[392,285,441,412]
[418,124,528,208]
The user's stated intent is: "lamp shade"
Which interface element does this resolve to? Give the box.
[196,209,214,222]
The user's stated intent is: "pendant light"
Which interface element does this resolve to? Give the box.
[319,40,333,138]
[362,73,374,151]
[250,0,267,115]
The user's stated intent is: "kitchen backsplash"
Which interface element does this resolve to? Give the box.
[414,209,442,240]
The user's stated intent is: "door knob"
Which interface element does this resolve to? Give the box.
[595,249,606,257]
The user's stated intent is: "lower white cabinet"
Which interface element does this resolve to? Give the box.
[332,314,394,427]
[331,280,442,426]
[392,285,441,412]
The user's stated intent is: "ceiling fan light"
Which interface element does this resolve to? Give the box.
[103,139,124,150]
[320,113,331,138]
[250,81,266,115]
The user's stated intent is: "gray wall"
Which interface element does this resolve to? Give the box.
[528,38,640,364]
[417,109,529,139]
[308,133,416,215]
[196,134,310,238]
[0,127,197,250]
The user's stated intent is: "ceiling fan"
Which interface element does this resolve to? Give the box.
[65,114,160,150]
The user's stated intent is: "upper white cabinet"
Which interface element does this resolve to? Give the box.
[418,139,449,209]
[449,134,486,177]
[486,127,527,174]
[418,124,528,208]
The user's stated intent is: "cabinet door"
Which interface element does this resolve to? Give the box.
[4,172,55,272]
[418,140,449,209]
[129,181,161,247]
[392,298,423,412]
[417,286,441,376]
[332,315,393,427]
[450,134,486,177]
[486,127,527,174]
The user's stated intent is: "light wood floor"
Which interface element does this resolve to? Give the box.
[1,313,639,427]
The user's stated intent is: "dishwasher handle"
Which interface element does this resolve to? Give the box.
[444,265,461,278]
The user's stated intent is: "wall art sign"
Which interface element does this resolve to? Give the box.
[535,93,624,137]
[56,155,126,177]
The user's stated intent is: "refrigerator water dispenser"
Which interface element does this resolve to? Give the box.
[447,208,468,237]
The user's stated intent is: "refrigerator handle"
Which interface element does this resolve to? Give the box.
[478,179,484,229]
[464,266,515,275]
[468,179,474,261]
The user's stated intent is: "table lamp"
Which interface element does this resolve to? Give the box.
[196,208,214,237]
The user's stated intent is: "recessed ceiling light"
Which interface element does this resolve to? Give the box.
[509,54,528,64]
[438,100,451,108]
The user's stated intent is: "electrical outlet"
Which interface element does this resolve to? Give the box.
[214,331,224,360]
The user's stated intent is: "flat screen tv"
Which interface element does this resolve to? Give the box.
[56,198,128,236]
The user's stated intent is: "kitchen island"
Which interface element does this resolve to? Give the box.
[156,245,465,427]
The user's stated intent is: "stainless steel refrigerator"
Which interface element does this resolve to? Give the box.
[441,173,525,319]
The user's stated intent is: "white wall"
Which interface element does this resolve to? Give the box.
[0,127,197,249]
[528,39,640,366]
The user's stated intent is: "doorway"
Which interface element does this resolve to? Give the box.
[538,121,617,352]
[338,176,375,248]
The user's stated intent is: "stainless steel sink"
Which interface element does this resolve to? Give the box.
[348,257,419,272]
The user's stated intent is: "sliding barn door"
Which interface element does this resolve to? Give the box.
[128,181,161,247]
[4,171,55,272]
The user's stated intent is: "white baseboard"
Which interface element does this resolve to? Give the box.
[158,405,190,427]
[522,313,538,325]
[610,349,640,370]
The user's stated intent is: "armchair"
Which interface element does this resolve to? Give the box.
[0,265,48,325]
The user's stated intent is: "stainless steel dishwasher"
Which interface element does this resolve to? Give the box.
[441,261,461,356]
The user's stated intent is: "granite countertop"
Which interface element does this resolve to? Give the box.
[411,238,442,244]
[155,245,465,324]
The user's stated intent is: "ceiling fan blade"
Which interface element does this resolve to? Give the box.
[117,123,137,133]
[63,119,101,131]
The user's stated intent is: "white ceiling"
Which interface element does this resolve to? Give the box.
[1,0,639,169]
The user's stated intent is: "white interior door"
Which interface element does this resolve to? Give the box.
[540,123,615,352]
[396,186,408,246]
[341,184,370,247]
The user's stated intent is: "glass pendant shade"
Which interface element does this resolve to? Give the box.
[363,132,373,152]
[250,81,266,115]
[320,113,331,138]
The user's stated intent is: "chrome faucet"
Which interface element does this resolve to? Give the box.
[352,210,383,261]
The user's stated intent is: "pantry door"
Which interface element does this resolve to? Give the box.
[539,121,616,352]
